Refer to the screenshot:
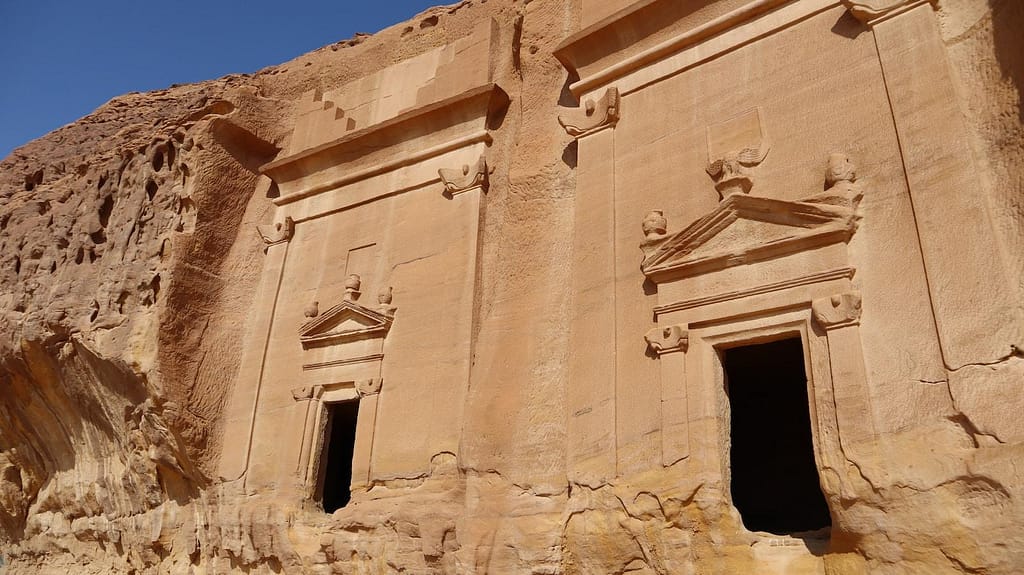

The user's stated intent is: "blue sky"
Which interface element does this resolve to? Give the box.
[0,0,441,160]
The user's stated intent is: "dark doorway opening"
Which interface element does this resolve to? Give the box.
[723,337,831,534]
[320,400,359,513]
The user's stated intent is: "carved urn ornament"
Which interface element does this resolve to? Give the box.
[377,286,397,317]
[804,152,863,209]
[826,153,856,187]
[344,274,362,301]
[642,210,668,241]
[641,210,670,257]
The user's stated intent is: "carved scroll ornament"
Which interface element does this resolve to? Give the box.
[257,216,295,247]
[439,154,489,196]
[291,386,325,401]
[842,0,936,24]
[812,291,862,330]
[558,87,619,138]
[356,378,383,397]
[706,144,770,199]
[645,325,689,355]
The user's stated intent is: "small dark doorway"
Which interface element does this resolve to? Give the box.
[320,400,359,513]
[722,337,831,534]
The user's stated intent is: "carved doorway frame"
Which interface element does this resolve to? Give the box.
[689,311,834,517]
[292,379,381,507]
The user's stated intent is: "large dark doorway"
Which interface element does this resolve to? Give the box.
[722,337,831,534]
[320,400,359,513]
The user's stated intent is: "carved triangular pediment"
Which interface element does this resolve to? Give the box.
[641,194,859,283]
[299,300,392,348]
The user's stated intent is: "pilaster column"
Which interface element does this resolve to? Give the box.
[812,292,876,450]
[218,217,295,482]
[645,325,689,466]
[847,0,1022,368]
[561,87,621,484]
[291,385,324,481]
[352,378,382,490]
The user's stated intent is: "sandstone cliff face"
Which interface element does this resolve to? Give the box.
[0,1,1021,574]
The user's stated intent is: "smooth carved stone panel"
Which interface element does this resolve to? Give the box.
[242,176,483,486]
[567,128,619,485]
[867,1,1023,368]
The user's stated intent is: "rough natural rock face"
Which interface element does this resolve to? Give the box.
[0,0,1021,573]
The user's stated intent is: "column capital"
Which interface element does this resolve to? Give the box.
[257,216,295,248]
[290,385,325,401]
[645,324,689,355]
[812,292,862,330]
[558,87,620,138]
[439,154,489,197]
[356,378,383,397]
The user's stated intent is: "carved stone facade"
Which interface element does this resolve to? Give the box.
[219,19,505,501]
[1,1,1023,574]
[555,0,1023,572]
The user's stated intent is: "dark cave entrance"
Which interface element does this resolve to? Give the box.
[722,337,831,535]
[320,400,359,513]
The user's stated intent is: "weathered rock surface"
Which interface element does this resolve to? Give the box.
[0,1,1021,573]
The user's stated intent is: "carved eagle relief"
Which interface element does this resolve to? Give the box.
[705,143,771,179]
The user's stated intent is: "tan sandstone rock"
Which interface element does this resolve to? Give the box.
[0,0,1022,573]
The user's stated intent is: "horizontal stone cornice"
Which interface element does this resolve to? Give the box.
[261,84,508,206]
[555,0,795,98]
